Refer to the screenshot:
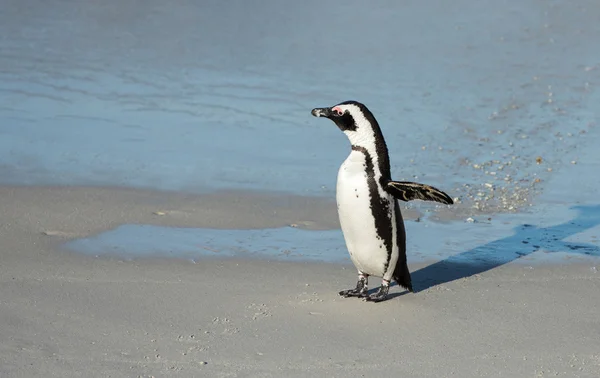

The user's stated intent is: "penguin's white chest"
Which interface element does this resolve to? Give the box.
[336,151,391,277]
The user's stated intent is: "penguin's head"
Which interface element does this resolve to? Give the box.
[311,100,381,145]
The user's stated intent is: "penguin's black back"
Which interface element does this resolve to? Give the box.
[392,199,413,292]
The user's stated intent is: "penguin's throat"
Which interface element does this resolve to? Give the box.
[344,130,376,148]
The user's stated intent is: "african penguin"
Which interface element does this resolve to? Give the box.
[311,101,453,302]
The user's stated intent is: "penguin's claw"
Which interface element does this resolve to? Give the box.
[364,284,390,303]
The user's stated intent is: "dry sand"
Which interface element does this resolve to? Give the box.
[1,186,599,378]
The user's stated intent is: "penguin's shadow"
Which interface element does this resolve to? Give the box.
[402,204,600,293]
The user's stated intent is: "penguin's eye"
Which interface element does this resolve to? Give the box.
[332,106,344,116]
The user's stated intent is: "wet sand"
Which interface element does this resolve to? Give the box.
[1,186,599,378]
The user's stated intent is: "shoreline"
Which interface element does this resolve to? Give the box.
[3,184,598,266]
[1,184,599,377]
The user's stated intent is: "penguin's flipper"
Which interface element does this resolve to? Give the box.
[386,181,453,205]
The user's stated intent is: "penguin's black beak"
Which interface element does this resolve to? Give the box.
[311,107,331,118]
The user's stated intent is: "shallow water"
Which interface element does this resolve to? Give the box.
[2,0,599,204]
[3,1,600,267]
[65,202,600,266]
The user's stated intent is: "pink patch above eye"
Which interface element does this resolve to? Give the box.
[332,106,343,115]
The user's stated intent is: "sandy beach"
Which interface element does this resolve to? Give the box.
[2,0,600,376]
[1,186,599,378]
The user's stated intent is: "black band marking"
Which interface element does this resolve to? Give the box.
[351,145,393,274]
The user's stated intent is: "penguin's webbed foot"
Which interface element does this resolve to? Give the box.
[364,284,390,303]
[339,287,368,298]
[338,278,368,298]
